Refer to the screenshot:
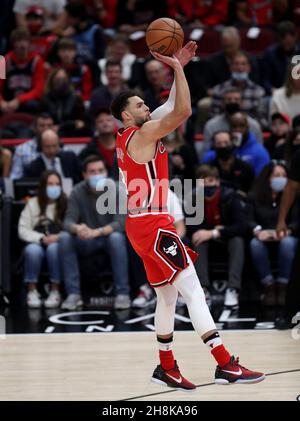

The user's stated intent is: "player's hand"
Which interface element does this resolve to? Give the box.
[150,51,181,69]
[174,41,198,67]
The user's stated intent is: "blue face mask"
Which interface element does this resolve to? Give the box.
[204,185,218,198]
[88,174,107,189]
[46,185,62,200]
[232,72,249,81]
[270,177,287,193]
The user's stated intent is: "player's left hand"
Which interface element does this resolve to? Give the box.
[175,41,198,67]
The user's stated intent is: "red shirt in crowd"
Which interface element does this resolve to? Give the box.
[0,50,45,104]
[168,0,228,26]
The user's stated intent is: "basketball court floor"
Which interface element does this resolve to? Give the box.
[0,298,299,401]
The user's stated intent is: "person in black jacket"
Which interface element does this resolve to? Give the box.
[209,130,254,195]
[162,129,198,181]
[41,68,89,137]
[187,165,247,308]
[24,129,81,184]
[248,162,299,306]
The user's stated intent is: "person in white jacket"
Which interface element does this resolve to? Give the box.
[18,170,67,308]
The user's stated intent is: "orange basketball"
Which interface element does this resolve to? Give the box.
[146,18,184,56]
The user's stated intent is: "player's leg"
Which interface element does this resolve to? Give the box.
[172,257,265,384]
[151,283,196,391]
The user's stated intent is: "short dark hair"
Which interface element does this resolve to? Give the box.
[57,37,76,51]
[65,2,87,19]
[82,154,105,172]
[223,86,242,97]
[212,130,232,144]
[196,165,220,180]
[10,28,30,45]
[110,90,138,121]
[36,112,53,122]
[277,21,297,38]
[105,59,122,70]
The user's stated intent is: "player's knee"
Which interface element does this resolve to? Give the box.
[156,288,178,308]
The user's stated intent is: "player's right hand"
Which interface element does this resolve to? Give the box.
[150,51,181,69]
[174,41,197,67]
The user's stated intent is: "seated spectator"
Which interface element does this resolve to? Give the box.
[143,59,172,112]
[0,146,12,177]
[25,6,58,60]
[202,87,263,159]
[187,165,247,308]
[162,129,198,181]
[233,0,273,26]
[50,37,93,103]
[24,129,81,184]
[205,131,254,194]
[211,52,265,121]
[263,21,300,92]
[89,60,128,120]
[273,128,300,164]
[264,112,291,158]
[10,113,55,180]
[41,68,88,137]
[203,112,270,176]
[98,34,136,86]
[248,162,299,306]
[0,28,45,115]
[79,109,116,173]
[18,169,68,308]
[59,155,130,310]
[168,0,228,28]
[62,1,105,63]
[270,63,300,120]
[116,0,167,35]
[13,0,66,32]
[84,0,118,29]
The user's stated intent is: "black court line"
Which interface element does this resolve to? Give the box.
[119,368,300,401]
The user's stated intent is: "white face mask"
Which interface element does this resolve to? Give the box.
[270,176,288,193]
[232,72,249,81]
[231,132,243,147]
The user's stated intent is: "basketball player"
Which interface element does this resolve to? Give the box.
[111,42,265,391]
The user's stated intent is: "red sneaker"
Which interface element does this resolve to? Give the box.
[215,356,265,384]
[151,360,196,392]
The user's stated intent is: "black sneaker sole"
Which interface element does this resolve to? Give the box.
[215,374,265,385]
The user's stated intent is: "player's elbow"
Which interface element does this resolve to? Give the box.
[181,107,192,120]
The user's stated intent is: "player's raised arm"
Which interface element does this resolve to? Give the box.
[136,53,192,144]
[150,41,197,121]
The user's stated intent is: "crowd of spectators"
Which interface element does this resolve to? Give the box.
[0,0,300,311]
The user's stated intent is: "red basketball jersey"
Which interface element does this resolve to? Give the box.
[116,126,169,217]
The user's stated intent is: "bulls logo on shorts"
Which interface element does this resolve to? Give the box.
[155,229,188,270]
[158,141,166,154]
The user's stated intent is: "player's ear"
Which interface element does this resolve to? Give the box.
[121,110,130,121]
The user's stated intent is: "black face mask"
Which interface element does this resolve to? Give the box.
[215,146,234,161]
[292,144,300,153]
[204,185,218,198]
[225,103,240,115]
